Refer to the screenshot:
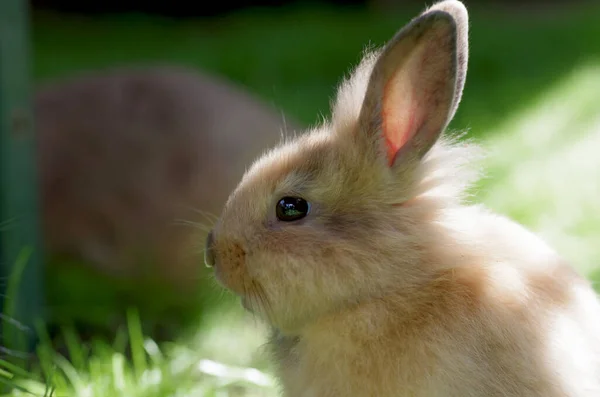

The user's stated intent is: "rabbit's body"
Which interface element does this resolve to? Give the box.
[206,1,600,395]
[270,204,600,397]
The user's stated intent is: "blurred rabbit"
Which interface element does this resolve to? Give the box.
[36,65,300,331]
[205,1,600,395]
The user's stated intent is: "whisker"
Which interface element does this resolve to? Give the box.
[253,280,273,324]
[242,280,255,318]
[171,219,213,232]
[189,208,219,224]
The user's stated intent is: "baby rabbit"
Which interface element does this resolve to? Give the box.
[205,1,600,396]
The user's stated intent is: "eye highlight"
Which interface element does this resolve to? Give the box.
[276,197,311,222]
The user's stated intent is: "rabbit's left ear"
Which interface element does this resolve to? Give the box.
[356,0,469,168]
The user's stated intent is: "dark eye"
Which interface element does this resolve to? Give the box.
[276,197,311,222]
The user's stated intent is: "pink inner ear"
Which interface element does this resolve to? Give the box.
[381,72,423,167]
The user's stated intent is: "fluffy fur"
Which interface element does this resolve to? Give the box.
[206,1,600,396]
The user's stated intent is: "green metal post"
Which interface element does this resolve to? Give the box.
[0,0,45,356]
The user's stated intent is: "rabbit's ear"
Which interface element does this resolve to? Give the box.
[356,0,468,168]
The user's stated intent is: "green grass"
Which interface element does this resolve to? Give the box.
[1,2,599,396]
[1,305,276,397]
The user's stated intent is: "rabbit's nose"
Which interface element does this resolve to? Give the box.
[204,230,216,268]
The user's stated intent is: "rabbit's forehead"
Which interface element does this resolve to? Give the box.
[242,131,336,191]
[223,131,339,218]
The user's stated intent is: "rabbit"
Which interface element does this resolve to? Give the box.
[36,65,301,331]
[204,1,600,396]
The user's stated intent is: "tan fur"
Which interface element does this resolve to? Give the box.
[37,65,300,290]
[207,1,600,395]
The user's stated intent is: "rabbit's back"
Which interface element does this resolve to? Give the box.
[436,206,600,396]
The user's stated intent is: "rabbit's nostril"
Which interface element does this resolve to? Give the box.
[204,230,216,268]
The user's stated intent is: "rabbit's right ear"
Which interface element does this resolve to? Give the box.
[354,0,469,170]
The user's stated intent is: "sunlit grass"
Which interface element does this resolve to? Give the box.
[477,62,600,276]
[0,304,276,397]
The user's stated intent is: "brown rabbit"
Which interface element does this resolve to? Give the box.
[36,65,300,302]
[205,1,600,395]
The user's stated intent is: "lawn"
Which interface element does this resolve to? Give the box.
[2,1,600,395]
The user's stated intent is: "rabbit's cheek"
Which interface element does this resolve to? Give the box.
[212,241,249,295]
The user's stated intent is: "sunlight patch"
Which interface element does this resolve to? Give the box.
[478,63,600,274]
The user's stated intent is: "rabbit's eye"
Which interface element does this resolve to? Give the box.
[276,197,310,222]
